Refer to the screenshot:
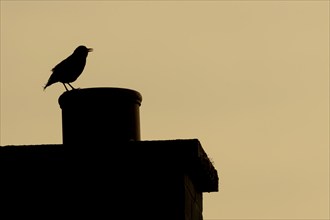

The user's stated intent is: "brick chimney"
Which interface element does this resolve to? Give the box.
[1,87,218,220]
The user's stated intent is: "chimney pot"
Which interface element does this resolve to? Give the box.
[58,87,142,145]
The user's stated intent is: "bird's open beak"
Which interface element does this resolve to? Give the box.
[88,48,93,52]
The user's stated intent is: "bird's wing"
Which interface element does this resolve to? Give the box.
[51,55,73,72]
[44,56,74,89]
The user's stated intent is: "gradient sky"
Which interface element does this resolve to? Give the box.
[1,1,329,219]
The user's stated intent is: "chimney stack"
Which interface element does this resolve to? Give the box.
[2,87,219,220]
[58,87,142,145]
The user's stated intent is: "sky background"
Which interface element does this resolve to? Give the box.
[0,1,329,219]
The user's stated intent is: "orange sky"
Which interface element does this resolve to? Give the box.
[1,1,329,219]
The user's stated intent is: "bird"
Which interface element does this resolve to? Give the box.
[43,45,93,91]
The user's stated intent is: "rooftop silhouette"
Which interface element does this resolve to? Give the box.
[0,87,218,220]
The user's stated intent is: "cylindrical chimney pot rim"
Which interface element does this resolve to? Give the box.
[58,87,142,108]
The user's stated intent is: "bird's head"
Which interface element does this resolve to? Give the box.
[74,45,93,56]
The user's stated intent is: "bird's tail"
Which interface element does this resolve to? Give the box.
[43,76,56,91]
[43,83,49,91]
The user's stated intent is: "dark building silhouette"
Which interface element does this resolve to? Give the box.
[0,88,218,220]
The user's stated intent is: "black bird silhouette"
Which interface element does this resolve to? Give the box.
[44,45,93,91]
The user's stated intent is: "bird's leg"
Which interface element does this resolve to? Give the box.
[63,83,69,91]
[68,83,78,90]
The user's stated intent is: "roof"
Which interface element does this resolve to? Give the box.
[0,139,219,192]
